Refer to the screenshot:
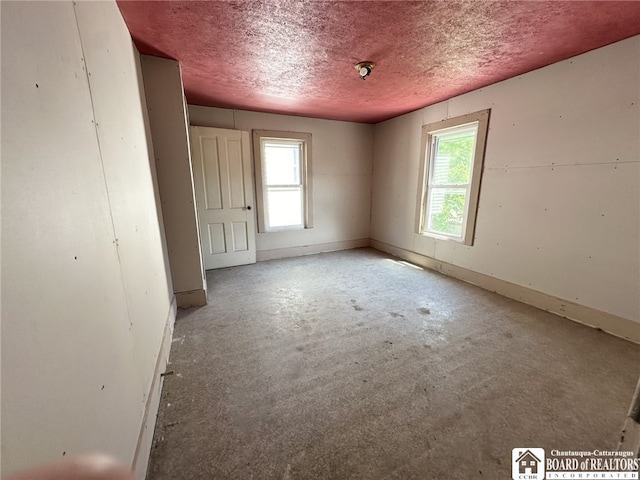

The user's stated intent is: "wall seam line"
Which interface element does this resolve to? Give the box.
[72,2,135,334]
[485,160,638,171]
[368,126,374,240]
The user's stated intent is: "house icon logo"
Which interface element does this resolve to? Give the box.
[512,448,545,480]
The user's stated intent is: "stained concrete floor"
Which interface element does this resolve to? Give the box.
[148,248,639,479]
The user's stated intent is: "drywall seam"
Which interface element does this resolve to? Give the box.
[367,130,374,240]
[256,238,370,261]
[72,2,133,330]
[131,296,176,479]
[484,160,637,171]
[370,239,640,344]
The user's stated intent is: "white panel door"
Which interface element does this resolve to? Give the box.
[190,126,256,269]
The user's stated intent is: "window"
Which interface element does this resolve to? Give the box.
[253,130,312,232]
[416,109,490,245]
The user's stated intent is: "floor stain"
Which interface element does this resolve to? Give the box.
[147,248,640,480]
[390,312,405,318]
[282,463,292,480]
[417,307,431,315]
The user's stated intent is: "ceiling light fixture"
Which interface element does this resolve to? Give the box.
[355,61,374,80]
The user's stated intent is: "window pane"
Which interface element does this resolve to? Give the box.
[263,142,301,185]
[432,127,476,185]
[427,187,467,237]
[266,186,303,228]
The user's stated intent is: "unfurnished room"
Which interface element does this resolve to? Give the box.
[2,1,640,479]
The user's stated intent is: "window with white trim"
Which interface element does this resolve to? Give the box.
[416,109,490,245]
[253,130,312,232]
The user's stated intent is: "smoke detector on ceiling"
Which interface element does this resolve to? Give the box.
[355,62,374,80]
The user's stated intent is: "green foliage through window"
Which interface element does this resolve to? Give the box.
[426,126,476,236]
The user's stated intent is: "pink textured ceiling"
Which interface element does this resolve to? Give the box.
[117,1,640,124]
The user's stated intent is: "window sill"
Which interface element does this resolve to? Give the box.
[262,226,313,233]
[419,231,470,245]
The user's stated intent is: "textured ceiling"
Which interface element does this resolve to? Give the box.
[118,1,640,124]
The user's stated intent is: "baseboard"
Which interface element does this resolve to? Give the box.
[619,419,640,457]
[370,239,640,344]
[256,238,370,261]
[131,295,177,479]
[175,288,206,307]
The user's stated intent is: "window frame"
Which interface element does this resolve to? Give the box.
[252,130,313,233]
[415,109,490,246]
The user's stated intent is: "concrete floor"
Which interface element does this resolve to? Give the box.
[147,248,639,479]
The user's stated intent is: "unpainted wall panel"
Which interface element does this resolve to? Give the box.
[74,0,173,416]
[370,110,424,249]
[1,1,173,476]
[438,162,640,319]
[371,36,640,323]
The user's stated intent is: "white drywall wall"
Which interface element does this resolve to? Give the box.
[1,1,174,476]
[141,57,206,304]
[371,36,640,324]
[188,106,373,255]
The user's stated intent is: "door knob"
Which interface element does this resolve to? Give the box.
[246,206,252,210]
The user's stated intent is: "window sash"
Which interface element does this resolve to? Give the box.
[253,130,313,233]
[262,140,303,187]
[417,113,488,243]
[264,185,304,230]
[428,125,477,186]
[423,125,477,238]
[424,185,471,238]
[260,139,306,231]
